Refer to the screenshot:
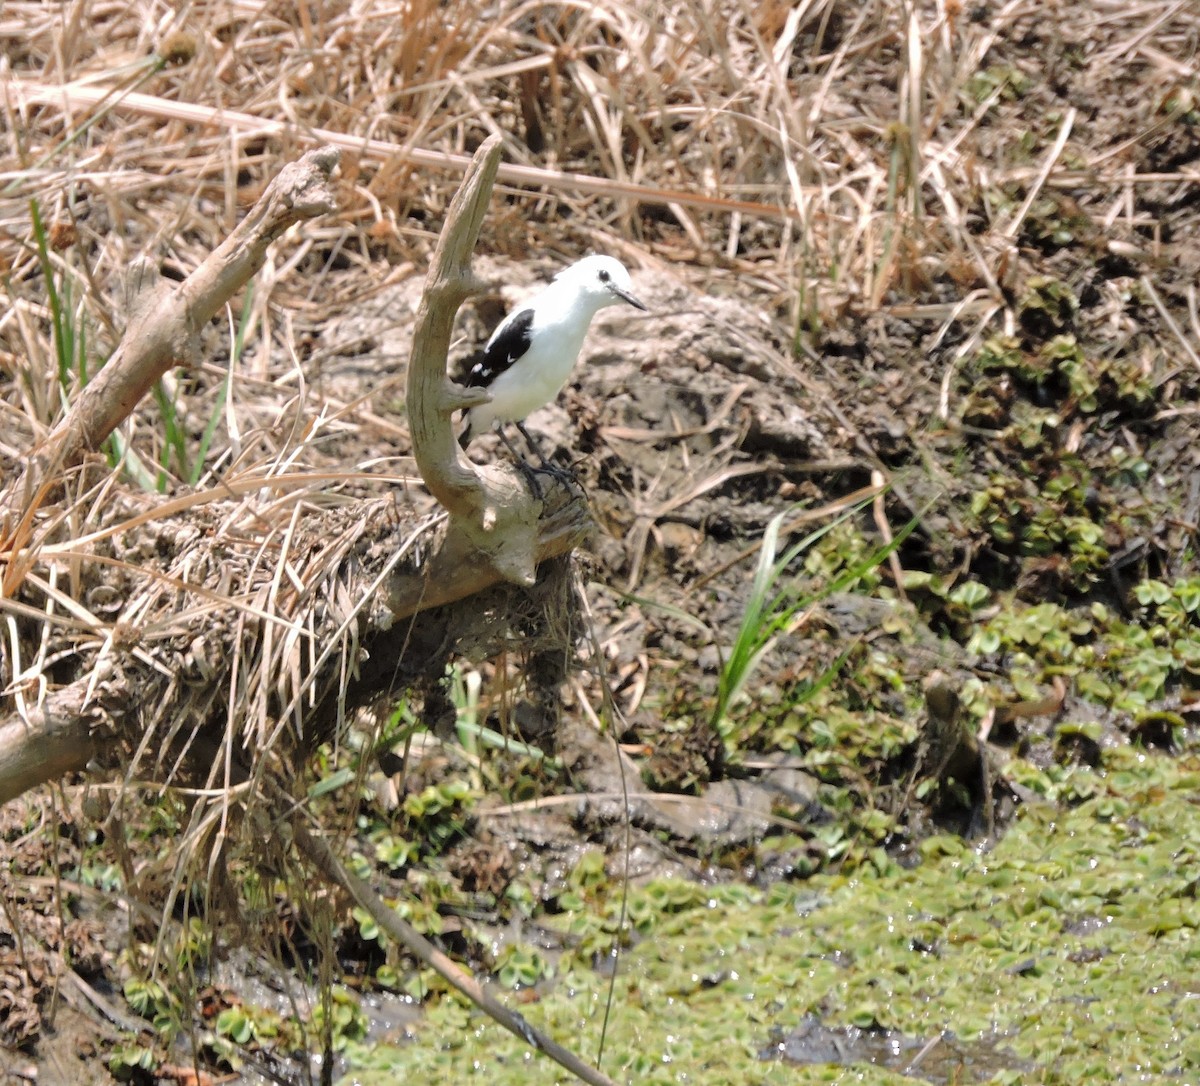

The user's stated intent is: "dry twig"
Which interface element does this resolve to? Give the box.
[1,146,341,536]
[293,818,618,1086]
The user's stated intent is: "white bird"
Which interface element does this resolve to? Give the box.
[458,255,647,454]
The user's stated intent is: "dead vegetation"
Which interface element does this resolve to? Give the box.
[0,131,605,1079]
[2,0,1200,1081]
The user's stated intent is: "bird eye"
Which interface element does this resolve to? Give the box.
[598,269,611,282]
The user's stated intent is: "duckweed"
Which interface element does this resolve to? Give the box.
[341,748,1200,1084]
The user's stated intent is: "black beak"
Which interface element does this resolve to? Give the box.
[612,285,648,311]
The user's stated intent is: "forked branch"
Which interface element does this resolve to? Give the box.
[405,134,586,589]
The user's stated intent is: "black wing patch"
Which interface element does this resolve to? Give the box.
[466,308,534,388]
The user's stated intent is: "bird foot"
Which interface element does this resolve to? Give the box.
[533,460,580,490]
[514,460,583,501]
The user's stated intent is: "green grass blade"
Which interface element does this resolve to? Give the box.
[29,199,70,394]
[152,379,190,492]
[190,376,229,487]
[715,504,862,729]
[714,508,785,729]
[712,496,925,736]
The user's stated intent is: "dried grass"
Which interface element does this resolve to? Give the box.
[4,1,1195,452]
[2,0,1200,1073]
[1,0,1195,870]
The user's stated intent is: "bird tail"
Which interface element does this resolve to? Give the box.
[457,419,473,449]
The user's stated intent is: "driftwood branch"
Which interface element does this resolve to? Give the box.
[1,145,340,534]
[0,140,591,798]
[407,135,499,515]
[405,133,588,590]
[0,668,109,804]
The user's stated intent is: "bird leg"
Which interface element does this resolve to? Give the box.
[495,425,544,501]
[514,422,578,487]
[513,421,553,467]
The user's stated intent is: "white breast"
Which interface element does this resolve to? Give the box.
[466,282,598,432]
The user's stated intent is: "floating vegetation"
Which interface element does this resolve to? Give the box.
[342,748,1200,1084]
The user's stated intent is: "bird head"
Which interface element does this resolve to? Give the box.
[557,255,648,313]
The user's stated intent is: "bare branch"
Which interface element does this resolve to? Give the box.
[2,146,341,533]
[406,133,501,516]
[384,486,589,616]
[293,818,619,1086]
[0,667,112,805]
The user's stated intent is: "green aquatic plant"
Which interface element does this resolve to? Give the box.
[341,749,1200,1085]
[713,506,915,740]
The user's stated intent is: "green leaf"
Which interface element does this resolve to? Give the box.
[308,767,356,798]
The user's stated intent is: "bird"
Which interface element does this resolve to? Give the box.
[457,255,647,459]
